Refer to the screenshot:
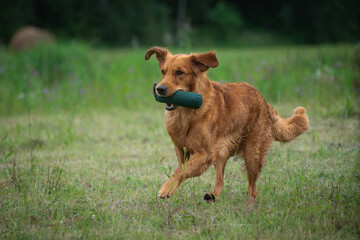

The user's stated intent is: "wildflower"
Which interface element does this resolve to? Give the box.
[211,216,215,222]
[295,87,303,96]
[267,66,274,73]
[333,62,341,68]
[43,87,49,95]
[17,93,25,99]
[91,214,96,220]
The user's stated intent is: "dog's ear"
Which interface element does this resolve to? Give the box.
[145,47,169,66]
[191,51,219,72]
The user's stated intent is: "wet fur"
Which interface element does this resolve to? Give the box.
[145,47,309,206]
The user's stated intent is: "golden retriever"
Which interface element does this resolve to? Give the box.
[145,47,309,206]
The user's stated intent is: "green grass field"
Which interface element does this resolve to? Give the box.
[0,43,359,239]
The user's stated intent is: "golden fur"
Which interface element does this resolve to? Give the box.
[145,47,309,206]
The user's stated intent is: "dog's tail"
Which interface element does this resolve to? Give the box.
[268,104,309,142]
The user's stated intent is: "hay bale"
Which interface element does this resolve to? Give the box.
[9,25,55,52]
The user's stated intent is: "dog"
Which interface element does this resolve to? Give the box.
[145,47,309,206]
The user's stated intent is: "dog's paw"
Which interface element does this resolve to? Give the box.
[245,196,255,209]
[158,178,179,199]
[203,192,216,202]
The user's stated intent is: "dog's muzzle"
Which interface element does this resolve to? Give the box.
[153,83,179,111]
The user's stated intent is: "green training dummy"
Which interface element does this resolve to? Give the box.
[153,83,203,110]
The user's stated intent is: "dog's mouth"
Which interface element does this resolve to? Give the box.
[165,103,178,111]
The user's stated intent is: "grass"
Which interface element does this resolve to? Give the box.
[0,42,359,239]
[0,42,358,116]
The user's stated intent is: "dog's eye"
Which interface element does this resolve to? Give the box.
[175,70,184,76]
[161,70,165,75]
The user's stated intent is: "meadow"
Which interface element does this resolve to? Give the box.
[0,43,359,239]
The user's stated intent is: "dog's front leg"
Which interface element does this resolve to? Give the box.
[174,145,191,167]
[158,151,211,199]
[204,160,227,201]
[174,145,185,167]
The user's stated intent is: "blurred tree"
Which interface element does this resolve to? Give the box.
[0,0,35,44]
[205,1,243,43]
[234,0,359,43]
[0,0,358,46]
[176,0,188,47]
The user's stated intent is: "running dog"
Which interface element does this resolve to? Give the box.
[145,47,309,206]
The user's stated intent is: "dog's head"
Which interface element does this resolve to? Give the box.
[145,47,219,110]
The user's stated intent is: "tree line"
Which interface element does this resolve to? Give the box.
[0,0,359,46]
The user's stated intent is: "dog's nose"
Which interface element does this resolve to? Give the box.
[156,85,167,96]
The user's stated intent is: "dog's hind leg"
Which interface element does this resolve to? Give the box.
[243,135,272,207]
[158,150,211,199]
[245,161,260,207]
